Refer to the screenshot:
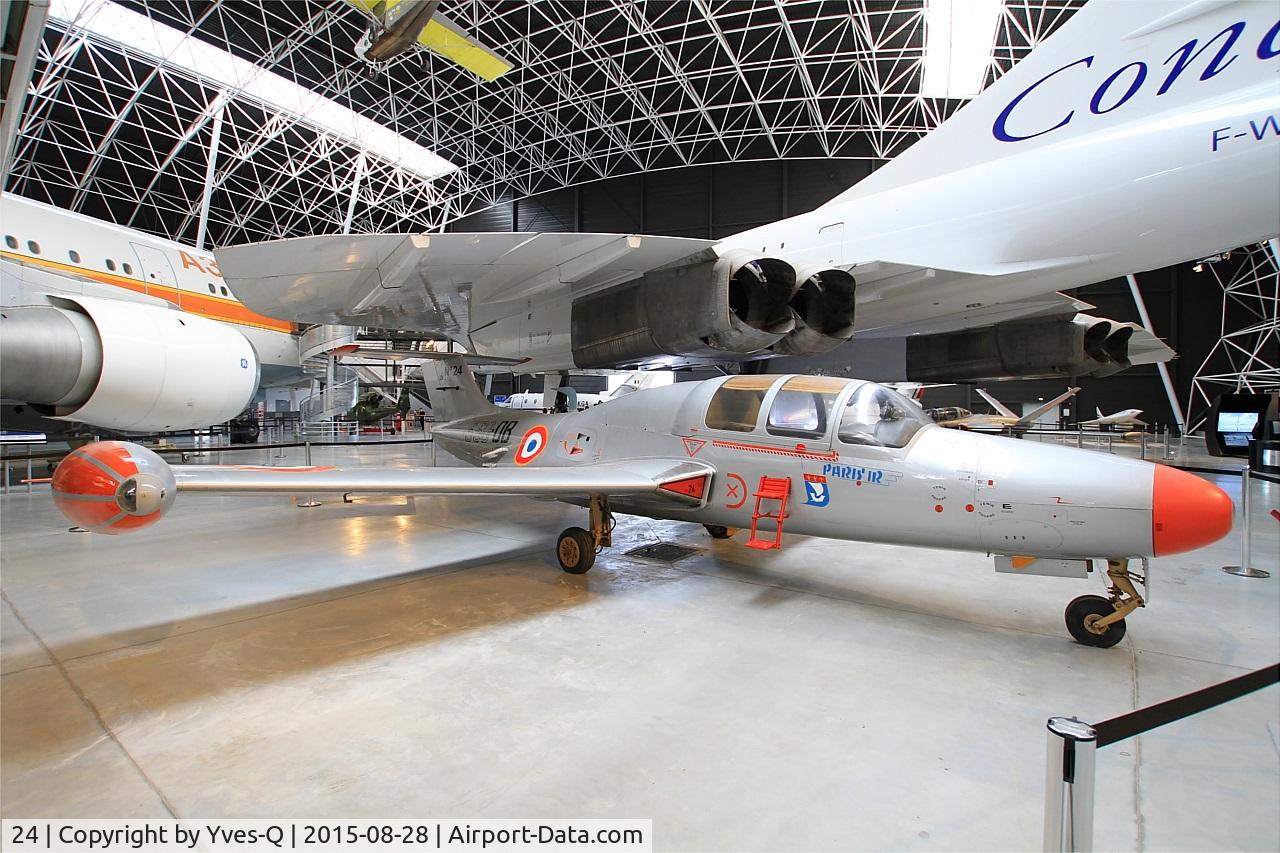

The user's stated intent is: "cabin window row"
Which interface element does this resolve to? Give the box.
[5,234,138,276]
[7,233,230,297]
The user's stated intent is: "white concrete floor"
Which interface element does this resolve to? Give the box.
[1,441,1277,851]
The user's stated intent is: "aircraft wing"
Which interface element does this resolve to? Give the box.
[172,458,715,505]
[216,232,717,337]
[1016,387,1080,426]
[417,11,513,81]
[975,389,1017,420]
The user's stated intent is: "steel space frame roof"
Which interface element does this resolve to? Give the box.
[6,0,1084,247]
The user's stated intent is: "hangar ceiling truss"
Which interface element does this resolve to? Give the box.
[1189,242,1280,432]
[6,0,1083,247]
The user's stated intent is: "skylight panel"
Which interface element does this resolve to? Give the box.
[920,0,1003,99]
[48,0,458,180]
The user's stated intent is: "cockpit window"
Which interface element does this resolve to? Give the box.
[766,376,845,439]
[838,384,930,448]
[704,375,775,432]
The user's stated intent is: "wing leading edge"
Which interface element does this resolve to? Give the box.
[174,458,715,506]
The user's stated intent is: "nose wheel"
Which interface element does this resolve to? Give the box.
[557,494,613,575]
[1065,558,1146,648]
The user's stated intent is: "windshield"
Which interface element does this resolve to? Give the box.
[837,383,931,448]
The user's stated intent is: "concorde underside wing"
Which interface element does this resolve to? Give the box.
[215,231,860,368]
[216,233,1172,378]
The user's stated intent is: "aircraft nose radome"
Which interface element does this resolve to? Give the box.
[1151,465,1234,556]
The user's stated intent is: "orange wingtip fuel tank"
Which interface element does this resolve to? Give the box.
[51,441,176,533]
[1151,464,1234,556]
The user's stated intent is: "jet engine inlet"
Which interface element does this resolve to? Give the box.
[0,306,103,407]
[0,296,260,431]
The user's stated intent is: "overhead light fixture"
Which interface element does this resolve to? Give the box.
[48,0,458,180]
[920,0,1004,99]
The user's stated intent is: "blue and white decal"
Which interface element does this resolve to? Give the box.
[822,463,902,486]
[803,473,829,507]
[993,17,1280,143]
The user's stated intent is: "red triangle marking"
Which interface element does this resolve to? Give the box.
[682,437,707,457]
[660,474,708,500]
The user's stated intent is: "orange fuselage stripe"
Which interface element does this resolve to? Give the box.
[2,250,296,334]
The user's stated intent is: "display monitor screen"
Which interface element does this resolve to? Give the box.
[1217,412,1259,433]
[1223,432,1252,448]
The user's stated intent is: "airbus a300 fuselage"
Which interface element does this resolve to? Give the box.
[50,361,1232,648]
[0,194,301,432]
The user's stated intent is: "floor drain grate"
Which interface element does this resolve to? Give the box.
[625,542,699,562]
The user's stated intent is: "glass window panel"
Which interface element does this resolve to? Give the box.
[704,375,776,432]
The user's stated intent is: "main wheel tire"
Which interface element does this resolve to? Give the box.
[557,527,596,574]
[704,524,731,539]
[1065,595,1126,648]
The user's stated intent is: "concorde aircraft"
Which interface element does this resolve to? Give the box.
[50,357,1233,649]
[215,0,1276,384]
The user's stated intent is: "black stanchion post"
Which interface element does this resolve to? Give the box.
[297,440,320,508]
[1224,465,1267,578]
[1044,717,1096,852]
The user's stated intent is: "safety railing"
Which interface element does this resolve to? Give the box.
[0,429,437,495]
[1044,663,1279,851]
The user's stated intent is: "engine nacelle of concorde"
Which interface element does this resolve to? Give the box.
[0,296,259,431]
[569,248,798,367]
[770,264,856,357]
[905,314,1155,383]
[51,441,176,533]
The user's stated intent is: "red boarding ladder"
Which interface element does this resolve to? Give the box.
[746,475,791,550]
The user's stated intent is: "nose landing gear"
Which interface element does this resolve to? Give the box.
[557,494,614,574]
[1065,558,1147,648]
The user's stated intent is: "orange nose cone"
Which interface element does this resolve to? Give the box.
[1151,465,1234,555]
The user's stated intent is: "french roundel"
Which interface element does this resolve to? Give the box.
[514,425,549,465]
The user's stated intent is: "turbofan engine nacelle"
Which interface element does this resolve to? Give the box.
[0,296,260,431]
[570,248,796,367]
[51,441,177,533]
[770,265,856,357]
[905,314,1162,383]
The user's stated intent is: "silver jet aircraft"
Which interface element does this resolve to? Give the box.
[51,358,1233,648]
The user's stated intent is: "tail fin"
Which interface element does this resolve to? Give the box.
[421,356,500,422]
[976,388,1017,419]
[1097,407,1105,419]
[1018,387,1081,426]
[825,1,1278,207]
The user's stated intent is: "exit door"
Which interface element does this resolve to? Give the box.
[131,242,179,304]
[818,221,844,265]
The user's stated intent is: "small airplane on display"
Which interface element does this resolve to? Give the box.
[1081,407,1147,429]
[927,387,1079,434]
[347,0,513,79]
[51,358,1233,649]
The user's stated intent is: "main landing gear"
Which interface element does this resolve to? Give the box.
[703,524,731,539]
[557,494,613,574]
[1064,558,1147,648]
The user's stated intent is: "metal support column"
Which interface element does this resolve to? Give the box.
[1223,466,1267,577]
[1126,275,1186,434]
[194,101,225,252]
[1044,717,1097,852]
[341,152,367,235]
